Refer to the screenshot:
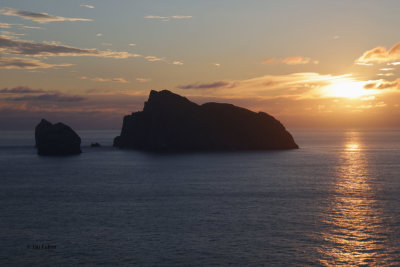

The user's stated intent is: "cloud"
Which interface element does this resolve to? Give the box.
[0,86,85,102]
[262,56,316,65]
[0,86,45,94]
[145,15,192,22]
[6,93,86,102]
[170,16,193,19]
[145,56,163,62]
[129,43,136,47]
[261,57,279,65]
[356,62,374,66]
[214,63,221,67]
[172,61,183,65]
[0,55,72,69]
[96,33,103,37]
[80,4,94,9]
[378,73,394,77]
[0,30,25,37]
[0,36,171,67]
[0,23,12,28]
[0,23,42,30]
[282,56,313,65]
[80,76,128,83]
[364,79,400,90]
[20,25,43,30]
[0,35,141,58]
[178,81,232,90]
[145,15,169,20]
[136,78,151,83]
[0,7,92,24]
[356,41,400,64]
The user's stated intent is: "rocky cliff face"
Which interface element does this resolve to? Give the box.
[114,90,299,151]
[35,119,81,155]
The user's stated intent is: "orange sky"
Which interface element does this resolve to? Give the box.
[0,1,399,129]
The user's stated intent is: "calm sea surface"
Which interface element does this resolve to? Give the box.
[1,129,400,266]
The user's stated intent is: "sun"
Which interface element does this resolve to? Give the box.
[321,78,378,99]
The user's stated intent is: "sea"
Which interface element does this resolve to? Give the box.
[0,129,400,266]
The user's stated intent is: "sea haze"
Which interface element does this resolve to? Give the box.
[0,129,400,265]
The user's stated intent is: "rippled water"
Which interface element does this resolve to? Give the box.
[0,129,400,266]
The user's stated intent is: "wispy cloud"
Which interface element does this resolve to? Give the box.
[356,41,400,64]
[136,78,151,83]
[0,30,25,37]
[80,76,128,83]
[172,61,183,65]
[0,55,72,69]
[145,56,163,62]
[80,4,94,9]
[378,73,394,77]
[0,87,86,102]
[7,93,85,102]
[145,15,192,22]
[356,62,374,66]
[364,79,400,90]
[0,86,45,94]
[0,7,92,24]
[0,35,172,68]
[0,23,42,30]
[129,43,136,47]
[20,25,43,30]
[145,15,169,20]
[0,35,141,58]
[0,23,12,28]
[262,56,317,65]
[170,16,193,19]
[178,81,231,90]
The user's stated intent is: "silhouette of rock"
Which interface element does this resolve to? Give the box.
[91,142,101,147]
[35,119,81,155]
[114,90,298,151]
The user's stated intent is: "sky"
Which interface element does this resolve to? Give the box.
[1,0,400,129]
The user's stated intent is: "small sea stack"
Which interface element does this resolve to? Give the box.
[114,90,299,151]
[35,119,81,156]
[91,142,101,147]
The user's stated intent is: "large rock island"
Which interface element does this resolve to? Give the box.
[35,119,81,156]
[114,90,298,151]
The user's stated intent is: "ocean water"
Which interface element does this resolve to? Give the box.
[1,129,400,266]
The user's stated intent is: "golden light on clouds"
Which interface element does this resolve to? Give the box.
[356,42,400,64]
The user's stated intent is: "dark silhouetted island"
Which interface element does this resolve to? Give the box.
[114,90,298,151]
[35,119,81,156]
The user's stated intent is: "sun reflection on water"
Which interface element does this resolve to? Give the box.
[319,131,396,266]
[345,143,360,152]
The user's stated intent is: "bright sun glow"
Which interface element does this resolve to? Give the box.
[322,78,378,99]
